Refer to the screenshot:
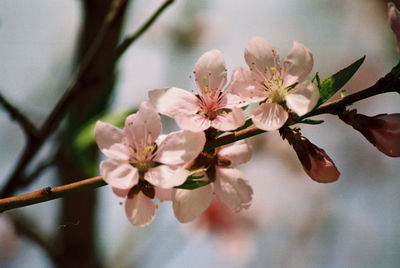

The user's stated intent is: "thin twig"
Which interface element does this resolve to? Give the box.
[0,93,37,140]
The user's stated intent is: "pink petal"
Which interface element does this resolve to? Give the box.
[194,49,227,94]
[175,113,211,132]
[124,101,161,147]
[226,67,266,104]
[155,187,172,201]
[154,130,205,165]
[214,167,253,211]
[148,87,200,118]
[285,80,320,116]
[388,2,400,54]
[112,187,129,198]
[244,36,280,79]
[125,192,156,226]
[224,93,250,108]
[283,40,313,88]
[211,107,246,131]
[100,159,139,189]
[172,184,213,223]
[218,140,252,165]
[145,165,189,188]
[371,114,400,157]
[251,102,288,131]
[95,121,130,160]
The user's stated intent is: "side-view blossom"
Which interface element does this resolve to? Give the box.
[172,140,253,223]
[340,110,400,157]
[388,2,400,54]
[149,49,246,132]
[95,101,206,226]
[228,36,320,131]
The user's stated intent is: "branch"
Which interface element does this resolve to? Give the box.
[0,176,105,213]
[0,92,37,140]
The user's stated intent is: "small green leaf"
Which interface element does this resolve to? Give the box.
[340,90,348,98]
[318,55,365,105]
[175,179,211,190]
[312,72,321,88]
[298,119,324,125]
[230,117,253,132]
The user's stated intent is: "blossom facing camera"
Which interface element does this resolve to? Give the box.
[149,49,246,132]
[95,101,206,226]
[340,110,400,157]
[388,2,400,54]
[228,37,320,131]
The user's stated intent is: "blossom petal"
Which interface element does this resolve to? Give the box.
[211,107,246,131]
[145,165,189,188]
[194,49,227,94]
[148,87,199,118]
[112,187,129,198]
[244,36,280,78]
[172,184,213,223]
[372,113,400,157]
[95,121,130,160]
[388,2,400,54]
[155,187,172,201]
[283,40,313,87]
[218,140,252,165]
[251,102,288,131]
[175,113,211,132]
[124,101,161,147]
[286,80,320,116]
[214,167,253,211]
[226,67,266,104]
[125,192,156,226]
[100,159,139,189]
[154,130,205,165]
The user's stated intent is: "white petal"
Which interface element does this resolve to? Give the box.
[124,101,161,147]
[211,107,246,131]
[244,37,280,79]
[125,192,156,226]
[154,130,205,165]
[148,87,199,118]
[145,165,189,188]
[251,103,288,131]
[214,167,253,211]
[286,80,320,116]
[283,40,313,87]
[172,184,213,223]
[175,113,211,132]
[95,121,130,160]
[218,140,252,165]
[194,49,227,94]
[226,67,266,104]
[100,159,139,189]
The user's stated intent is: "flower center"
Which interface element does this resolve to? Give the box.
[130,144,157,173]
[264,67,287,104]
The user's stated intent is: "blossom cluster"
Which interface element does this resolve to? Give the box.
[95,3,400,226]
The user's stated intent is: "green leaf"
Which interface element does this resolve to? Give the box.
[298,119,324,125]
[230,117,253,132]
[318,55,365,105]
[175,179,211,190]
[73,109,136,151]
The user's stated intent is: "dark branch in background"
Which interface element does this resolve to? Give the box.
[0,0,175,198]
[0,93,38,141]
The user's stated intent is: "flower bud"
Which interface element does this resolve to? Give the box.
[388,2,400,54]
[292,136,340,183]
[340,110,400,157]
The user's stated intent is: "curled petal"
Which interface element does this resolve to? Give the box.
[148,87,199,118]
[211,107,246,131]
[172,184,213,223]
[283,40,313,87]
[95,121,129,160]
[145,165,189,188]
[251,102,288,131]
[285,80,320,116]
[154,130,206,165]
[194,49,227,94]
[218,140,252,165]
[124,101,161,147]
[100,159,139,189]
[125,192,156,226]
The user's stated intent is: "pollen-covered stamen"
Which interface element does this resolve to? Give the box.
[264,67,287,104]
[129,143,158,173]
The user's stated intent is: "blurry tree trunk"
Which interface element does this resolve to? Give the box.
[55,1,129,267]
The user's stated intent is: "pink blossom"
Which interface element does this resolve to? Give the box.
[228,37,320,131]
[292,137,340,183]
[388,2,400,54]
[172,141,253,223]
[340,110,400,157]
[95,101,206,226]
[149,49,246,132]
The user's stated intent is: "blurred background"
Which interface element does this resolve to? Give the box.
[0,0,399,267]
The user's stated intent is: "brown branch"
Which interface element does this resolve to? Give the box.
[0,176,105,213]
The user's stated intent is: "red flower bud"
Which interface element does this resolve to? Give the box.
[340,110,400,157]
